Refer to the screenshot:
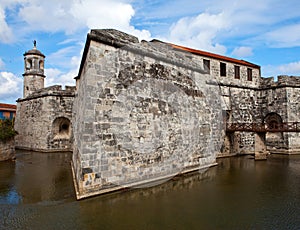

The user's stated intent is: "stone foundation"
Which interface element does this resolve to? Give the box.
[0,138,15,161]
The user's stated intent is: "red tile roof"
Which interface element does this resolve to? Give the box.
[0,103,17,112]
[169,43,260,69]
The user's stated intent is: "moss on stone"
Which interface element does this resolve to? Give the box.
[0,119,17,142]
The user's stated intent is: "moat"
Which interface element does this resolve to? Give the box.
[1,150,300,229]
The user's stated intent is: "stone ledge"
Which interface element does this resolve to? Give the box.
[72,162,217,200]
[15,146,72,153]
[89,29,139,48]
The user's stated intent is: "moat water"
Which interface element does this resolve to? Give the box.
[1,151,300,229]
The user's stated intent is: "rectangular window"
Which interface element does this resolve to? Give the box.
[234,66,240,79]
[220,62,226,77]
[247,68,252,81]
[203,59,210,73]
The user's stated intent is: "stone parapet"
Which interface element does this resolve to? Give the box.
[260,76,300,89]
[17,85,76,102]
[89,29,139,48]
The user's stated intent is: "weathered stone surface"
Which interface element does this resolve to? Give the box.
[72,31,223,199]
[0,139,15,161]
[259,76,300,154]
[15,85,75,152]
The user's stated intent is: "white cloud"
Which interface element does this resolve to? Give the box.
[262,61,300,77]
[70,0,134,29]
[278,61,300,75]
[18,1,80,34]
[14,0,151,41]
[47,46,79,69]
[0,6,14,43]
[44,40,82,88]
[0,71,22,103]
[231,46,253,58]
[163,0,300,53]
[70,0,151,39]
[45,52,79,88]
[44,68,63,86]
[0,57,5,69]
[1,0,300,49]
[168,12,229,54]
[1,0,300,92]
[45,66,77,88]
[261,24,300,48]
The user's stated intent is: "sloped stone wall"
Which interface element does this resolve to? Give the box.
[72,32,223,199]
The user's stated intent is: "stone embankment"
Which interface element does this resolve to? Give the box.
[0,138,15,161]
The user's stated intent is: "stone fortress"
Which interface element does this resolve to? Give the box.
[14,29,300,199]
[15,43,75,152]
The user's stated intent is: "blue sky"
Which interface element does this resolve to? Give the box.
[1,0,300,104]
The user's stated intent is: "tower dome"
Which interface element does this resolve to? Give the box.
[23,40,46,97]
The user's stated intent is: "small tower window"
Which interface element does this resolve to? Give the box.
[220,62,226,77]
[39,60,44,70]
[234,66,240,79]
[203,59,210,73]
[247,68,252,81]
[26,59,32,70]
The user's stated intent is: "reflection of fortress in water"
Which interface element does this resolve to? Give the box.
[14,29,300,199]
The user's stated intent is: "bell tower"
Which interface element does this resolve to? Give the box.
[23,40,45,98]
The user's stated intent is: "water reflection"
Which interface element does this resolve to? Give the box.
[0,160,22,204]
[1,152,300,229]
[0,151,75,205]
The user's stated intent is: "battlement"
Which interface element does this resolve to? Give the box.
[17,85,76,102]
[89,29,139,48]
[260,75,300,89]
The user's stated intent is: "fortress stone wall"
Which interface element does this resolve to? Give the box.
[14,29,300,199]
[259,76,300,153]
[72,30,223,199]
[15,85,75,152]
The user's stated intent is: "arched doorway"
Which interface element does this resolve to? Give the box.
[50,117,72,151]
[52,117,71,139]
[264,113,284,149]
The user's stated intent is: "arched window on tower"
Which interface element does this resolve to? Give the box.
[26,59,32,70]
[39,60,44,70]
